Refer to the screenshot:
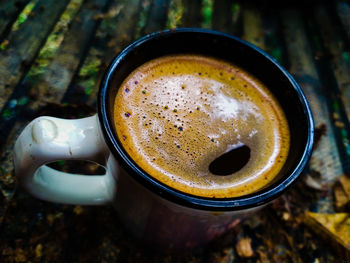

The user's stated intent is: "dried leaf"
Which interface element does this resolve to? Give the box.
[333,175,350,211]
[334,185,349,211]
[304,211,350,251]
[14,248,27,262]
[304,174,327,191]
[74,205,84,215]
[35,244,43,258]
[256,248,269,263]
[282,212,291,221]
[236,237,254,258]
[335,121,345,128]
[339,176,350,197]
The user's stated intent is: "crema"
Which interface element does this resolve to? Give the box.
[113,55,290,198]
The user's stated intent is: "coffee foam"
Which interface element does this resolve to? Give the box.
[114,55,290,198]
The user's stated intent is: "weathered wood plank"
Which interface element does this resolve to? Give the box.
[28,0,109,104]
[335,0,350,44]
[0,0,29,41]
[143,0,170,35]
[0,0,70,110]
[133,0,152,39]
[212,0,232,33]
[62,0,142,105]
[166,0,183,29]
[281,9,343,212]
[310,5,350,173]
[0,0,83,152]
[181,0,202,27]
[0,0,84,217]
[242,3,265,50]
[231,2,242,37]
[201,0,213,28]
[240,3,285,62]
[0,0,108,151]
[313,5,350,121]
[0,0,143,154]
[261,8,287,66]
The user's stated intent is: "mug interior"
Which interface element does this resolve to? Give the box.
[98,28,314,210]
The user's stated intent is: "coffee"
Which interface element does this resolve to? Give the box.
[113,54,290,198]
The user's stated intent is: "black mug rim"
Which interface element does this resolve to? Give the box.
[98,28,314,211]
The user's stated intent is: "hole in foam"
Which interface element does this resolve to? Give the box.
[209,144,250,176]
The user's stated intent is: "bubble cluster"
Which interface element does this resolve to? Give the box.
[114,54,290,198]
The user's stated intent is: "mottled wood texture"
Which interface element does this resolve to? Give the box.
[281,9,343,203]
[212,0,233,33]
[0,0,70,109]
[182,0,202,27]
[143,0,170,34]
[0,0,350,262]
[0,0,28,40]
[32,0,109,102]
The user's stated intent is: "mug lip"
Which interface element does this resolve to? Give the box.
[98,28,314,211]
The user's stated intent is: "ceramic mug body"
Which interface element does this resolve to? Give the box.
[109,154,257,250]
[14,29,314,250]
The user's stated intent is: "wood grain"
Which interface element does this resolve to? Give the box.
[0,0,70,110]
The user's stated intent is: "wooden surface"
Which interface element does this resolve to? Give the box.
[0,0,350,262]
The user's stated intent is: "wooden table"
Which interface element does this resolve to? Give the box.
[1,0,349,262]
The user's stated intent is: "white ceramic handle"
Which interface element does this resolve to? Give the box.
[14,114,115,205]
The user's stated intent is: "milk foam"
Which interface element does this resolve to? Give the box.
[114,55,290,198]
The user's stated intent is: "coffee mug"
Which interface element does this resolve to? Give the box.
[14,28,314,250]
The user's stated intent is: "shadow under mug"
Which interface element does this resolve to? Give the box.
[14,28,314,251]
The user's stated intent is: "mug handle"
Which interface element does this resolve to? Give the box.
[14,114,116,205]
